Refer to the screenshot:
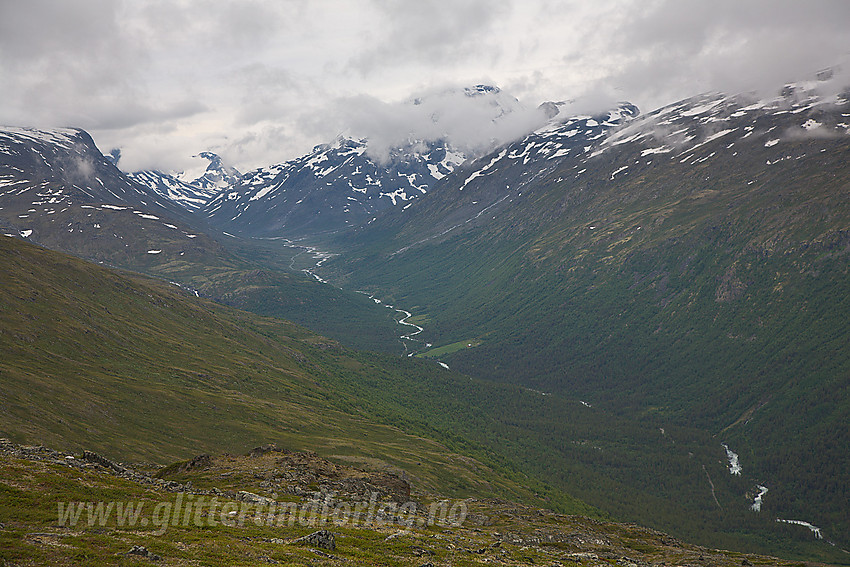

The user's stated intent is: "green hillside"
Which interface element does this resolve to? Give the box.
[318,99,850,557]
[0,126,405,355]
[0,234,587,510]
[2,235,845,562]
[0,202,403,355]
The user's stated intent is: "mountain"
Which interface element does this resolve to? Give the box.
[127,151,239,213]
[0,126,407,353]
[178,151,242,191]
[127,169,218,212]
[201,85,544,238]
[0,127,178,215]
[203,136,466,237]
[0,126,225,271]
[316,75,850,554]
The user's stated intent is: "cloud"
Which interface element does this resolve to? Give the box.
[315,85,551,163]
[346,0,511,75]
[0,0,213,135]
[0,0,123,61]
[2,0,849,172]
[592,0,850,110]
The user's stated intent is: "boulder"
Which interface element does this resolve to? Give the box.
[127,545,161,560]
[291,529,335,550]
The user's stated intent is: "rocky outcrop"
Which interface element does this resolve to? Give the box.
[127,545,161,560]
[290,529,335,550]
[82,449,126,473]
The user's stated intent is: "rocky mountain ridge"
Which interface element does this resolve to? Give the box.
[202,136,468,237]
[126,151,242,213]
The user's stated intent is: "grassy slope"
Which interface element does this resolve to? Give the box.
[1,451,816,567]
[2,236,845,563]
[0,194,403,354]
[318,130,850,558]
[0,234,587,512]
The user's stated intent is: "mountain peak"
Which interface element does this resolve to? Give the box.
[105,148,122,166]
[464,84,501,97]
[176,151,241,190]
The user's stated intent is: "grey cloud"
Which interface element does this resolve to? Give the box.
[0,1,155,129]
[231,64,315,126]
[0,0,123,60]
[593,0,850,110]
[85,99,209,131]
[347,0,511,75]
[319,85,550,163]
[216,124,296,171]
[4,0,850,174]
[130,0,290,55]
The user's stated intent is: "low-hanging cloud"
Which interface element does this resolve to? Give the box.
[318,85,552,164]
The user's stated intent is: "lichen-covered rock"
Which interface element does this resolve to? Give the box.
[291,529,335,550]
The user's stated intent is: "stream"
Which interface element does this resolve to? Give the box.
[355,291,432,356]
[279,239,435,357]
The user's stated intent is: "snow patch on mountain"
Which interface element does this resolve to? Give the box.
[0,127,81,150]
[0,126,180,215]
[595,73,850,175]
[128,170,219,212]
[203,135,472,236]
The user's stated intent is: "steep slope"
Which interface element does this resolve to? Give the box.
[0,127,180,214]
[203,136,466,237]
[128,151,240,212]
[0,126,406,353]
[0,126,224,271]
[0,235,570,507]
[201,84,543,238]
[319,77,850,553]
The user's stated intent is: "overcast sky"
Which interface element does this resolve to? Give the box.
[2,0,849,173]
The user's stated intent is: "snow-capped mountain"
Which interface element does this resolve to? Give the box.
[177,151,241,192]
[355,101,643,244]
[0,127,178,216]
[201,84,549,238]
[453,102,641,192]
[582,78,850,183]
[203,136,467,237]
[127,169,219,213]
[127,152,239,213]
[0,126,220,267]
[375,71,850,250]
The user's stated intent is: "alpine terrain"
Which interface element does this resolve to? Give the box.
[1,71,849,566]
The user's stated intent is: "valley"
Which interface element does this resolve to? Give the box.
[1,73,849,565]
